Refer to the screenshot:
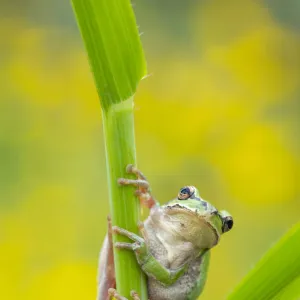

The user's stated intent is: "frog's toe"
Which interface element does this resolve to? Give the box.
[126,164,135,174]
[114,242,134,250]
[108,288,127,300]
[117,178,129,185]
[117,178,150,189]
[126,164,147,181]
[112,226,144,244]
[130,290,141,300]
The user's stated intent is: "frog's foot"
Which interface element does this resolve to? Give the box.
[126,164,147,180]
[113,225,149,259]
[118,164,157,209]
[108,288,140,300]
[108,288,127,300]
[130,290,141,300]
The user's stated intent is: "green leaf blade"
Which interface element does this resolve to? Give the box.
[71,0,146,111]
[228,222,300,300]
[272,276,300,300]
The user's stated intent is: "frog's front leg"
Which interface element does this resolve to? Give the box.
[118,164,158,209]
[108,288,140,300]
[113,224,189,286]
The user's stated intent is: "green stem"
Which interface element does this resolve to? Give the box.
[102,98,147,299]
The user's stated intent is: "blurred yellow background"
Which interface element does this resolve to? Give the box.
[0,0,299,299]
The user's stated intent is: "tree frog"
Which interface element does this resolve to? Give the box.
[97,165,233,300]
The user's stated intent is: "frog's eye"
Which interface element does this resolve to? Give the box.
[178,186,195,200]
[222,216,234,233]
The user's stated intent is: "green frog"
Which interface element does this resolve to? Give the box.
[98,165,233,300]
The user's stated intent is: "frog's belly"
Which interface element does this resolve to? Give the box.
[147,256,202,300]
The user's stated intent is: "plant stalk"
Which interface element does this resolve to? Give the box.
[102,98,147,299]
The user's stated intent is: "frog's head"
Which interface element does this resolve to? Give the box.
[162,186,233,249]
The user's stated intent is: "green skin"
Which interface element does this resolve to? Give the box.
[99,166,233,300]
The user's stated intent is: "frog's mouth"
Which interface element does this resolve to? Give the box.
[164,203,208,217]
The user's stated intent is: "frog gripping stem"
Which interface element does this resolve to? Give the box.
[118,165,157,209]
[112,164,233,299]
[108,288,141,300]
[113,225,148,257]
[126,164,147,180]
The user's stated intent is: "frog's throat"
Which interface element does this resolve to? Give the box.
[163,205,220,246]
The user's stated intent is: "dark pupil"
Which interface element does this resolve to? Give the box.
[180,188,190,195]
[227,219,233,229]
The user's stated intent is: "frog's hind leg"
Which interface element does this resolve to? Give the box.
[108,288,141,300]
[97,216,116,300]
[118,164,157,209]
[108,288,127,300]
